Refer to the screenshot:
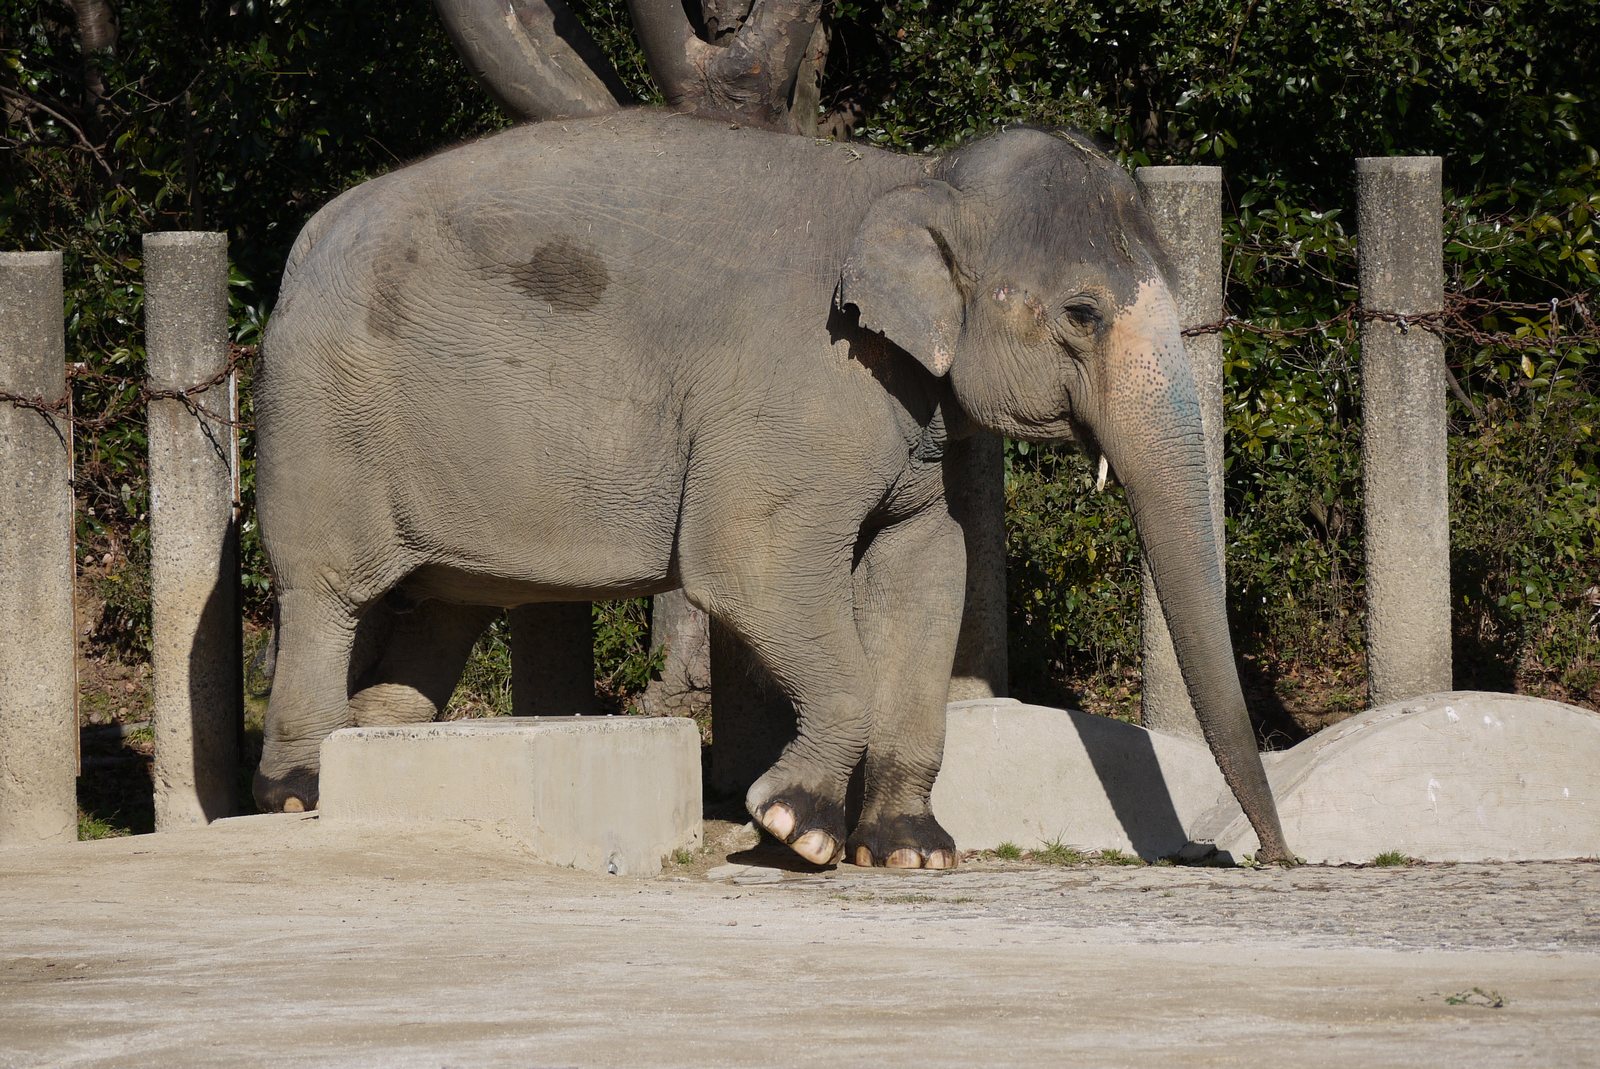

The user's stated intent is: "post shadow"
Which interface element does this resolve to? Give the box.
[1073,710,1191,859]
[186,516,243,822]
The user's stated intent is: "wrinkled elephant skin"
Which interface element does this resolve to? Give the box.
[254,110,1291,866]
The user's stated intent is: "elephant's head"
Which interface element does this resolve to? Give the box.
[836,127,1293,863]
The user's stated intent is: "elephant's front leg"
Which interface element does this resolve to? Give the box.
[685,522,876,866]
[846,507,967,869]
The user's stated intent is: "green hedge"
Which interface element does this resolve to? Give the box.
[5,0,1596,715]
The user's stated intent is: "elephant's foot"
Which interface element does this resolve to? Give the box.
[252,765,321,814]
[847,811,959,870]
[746,772,848,866]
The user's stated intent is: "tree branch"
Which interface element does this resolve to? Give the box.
[0,85,118,182]
[628,0,822,130]
[434,0,630,121]
[786,18,827,135]
[624,0,704,108]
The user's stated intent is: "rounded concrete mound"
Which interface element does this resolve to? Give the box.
[1197,691,1600,864]
[933,691,1600,865]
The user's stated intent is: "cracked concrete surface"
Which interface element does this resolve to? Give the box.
[3,814,1597,1067]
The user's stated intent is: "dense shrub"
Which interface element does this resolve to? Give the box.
[4,0,1596,717]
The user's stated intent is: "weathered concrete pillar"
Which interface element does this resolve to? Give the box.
[144,231,240,828]
[947,432,1009,700]
[1357,157,1451,704]
[0,252,78,847]
[1135,166,1225,740]
[510,602,597,715]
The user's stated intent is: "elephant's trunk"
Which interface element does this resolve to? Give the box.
[1095,277,1293,863]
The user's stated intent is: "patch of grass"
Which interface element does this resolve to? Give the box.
[991,842,1023,861]
[881,893,933,905]
[1095,848,1144,866]
[449,618,514,717]
[77,812,131,840]
[670,847,697,866]
[1371,850,1413,868]
[1445,987,1507,1008]
[1032,839,1085,866]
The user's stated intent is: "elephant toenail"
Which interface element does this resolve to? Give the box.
[885,848,923,868]
[282,797,305,813]
[761,803,796,841]
[926,849,959,870]
[851,845,876,867]
[792,830,840,865]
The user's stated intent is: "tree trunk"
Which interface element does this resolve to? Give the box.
[68,0,117,142]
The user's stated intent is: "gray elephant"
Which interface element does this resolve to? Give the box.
[253,109,1292,867]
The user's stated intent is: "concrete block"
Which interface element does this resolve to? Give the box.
[318,716,702,876]
[1194,692,1600,863]
[932,699,1228,859]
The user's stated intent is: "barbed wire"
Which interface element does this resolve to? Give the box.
[0,344,255,431]
[1183,292,1599,352]
[4,290,1596,433]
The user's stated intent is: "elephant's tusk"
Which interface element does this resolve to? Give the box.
[1095,454,1110,492]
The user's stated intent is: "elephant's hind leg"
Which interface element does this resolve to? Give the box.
[846,508,966,869]
[347,599,497,726]
[253,586,360,812]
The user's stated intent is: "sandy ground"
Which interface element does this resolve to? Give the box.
[3,814,1598,1068]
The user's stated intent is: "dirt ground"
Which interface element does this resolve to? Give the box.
[3,814,1597,1068]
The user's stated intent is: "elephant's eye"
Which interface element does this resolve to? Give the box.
[1061,301,1102,333]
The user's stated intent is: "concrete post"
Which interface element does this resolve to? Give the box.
[1356,157,1451,704]
[946,432,1009,700]
[1135,166,1225,740]
[510,602,597,715]
[144,232,240,828]
[0,252,78,846]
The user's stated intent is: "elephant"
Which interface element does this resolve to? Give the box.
[252,108,1293,868]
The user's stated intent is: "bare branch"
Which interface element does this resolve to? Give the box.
[624,0,704,107]
[711,0,822,122]
[0,85,118,182]
[628,0,821,130]
[786,19,827,135]
[434,0,629,121]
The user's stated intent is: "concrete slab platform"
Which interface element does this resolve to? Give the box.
[318,716,701,876]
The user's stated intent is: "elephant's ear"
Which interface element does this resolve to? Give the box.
[837,180,965,378]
